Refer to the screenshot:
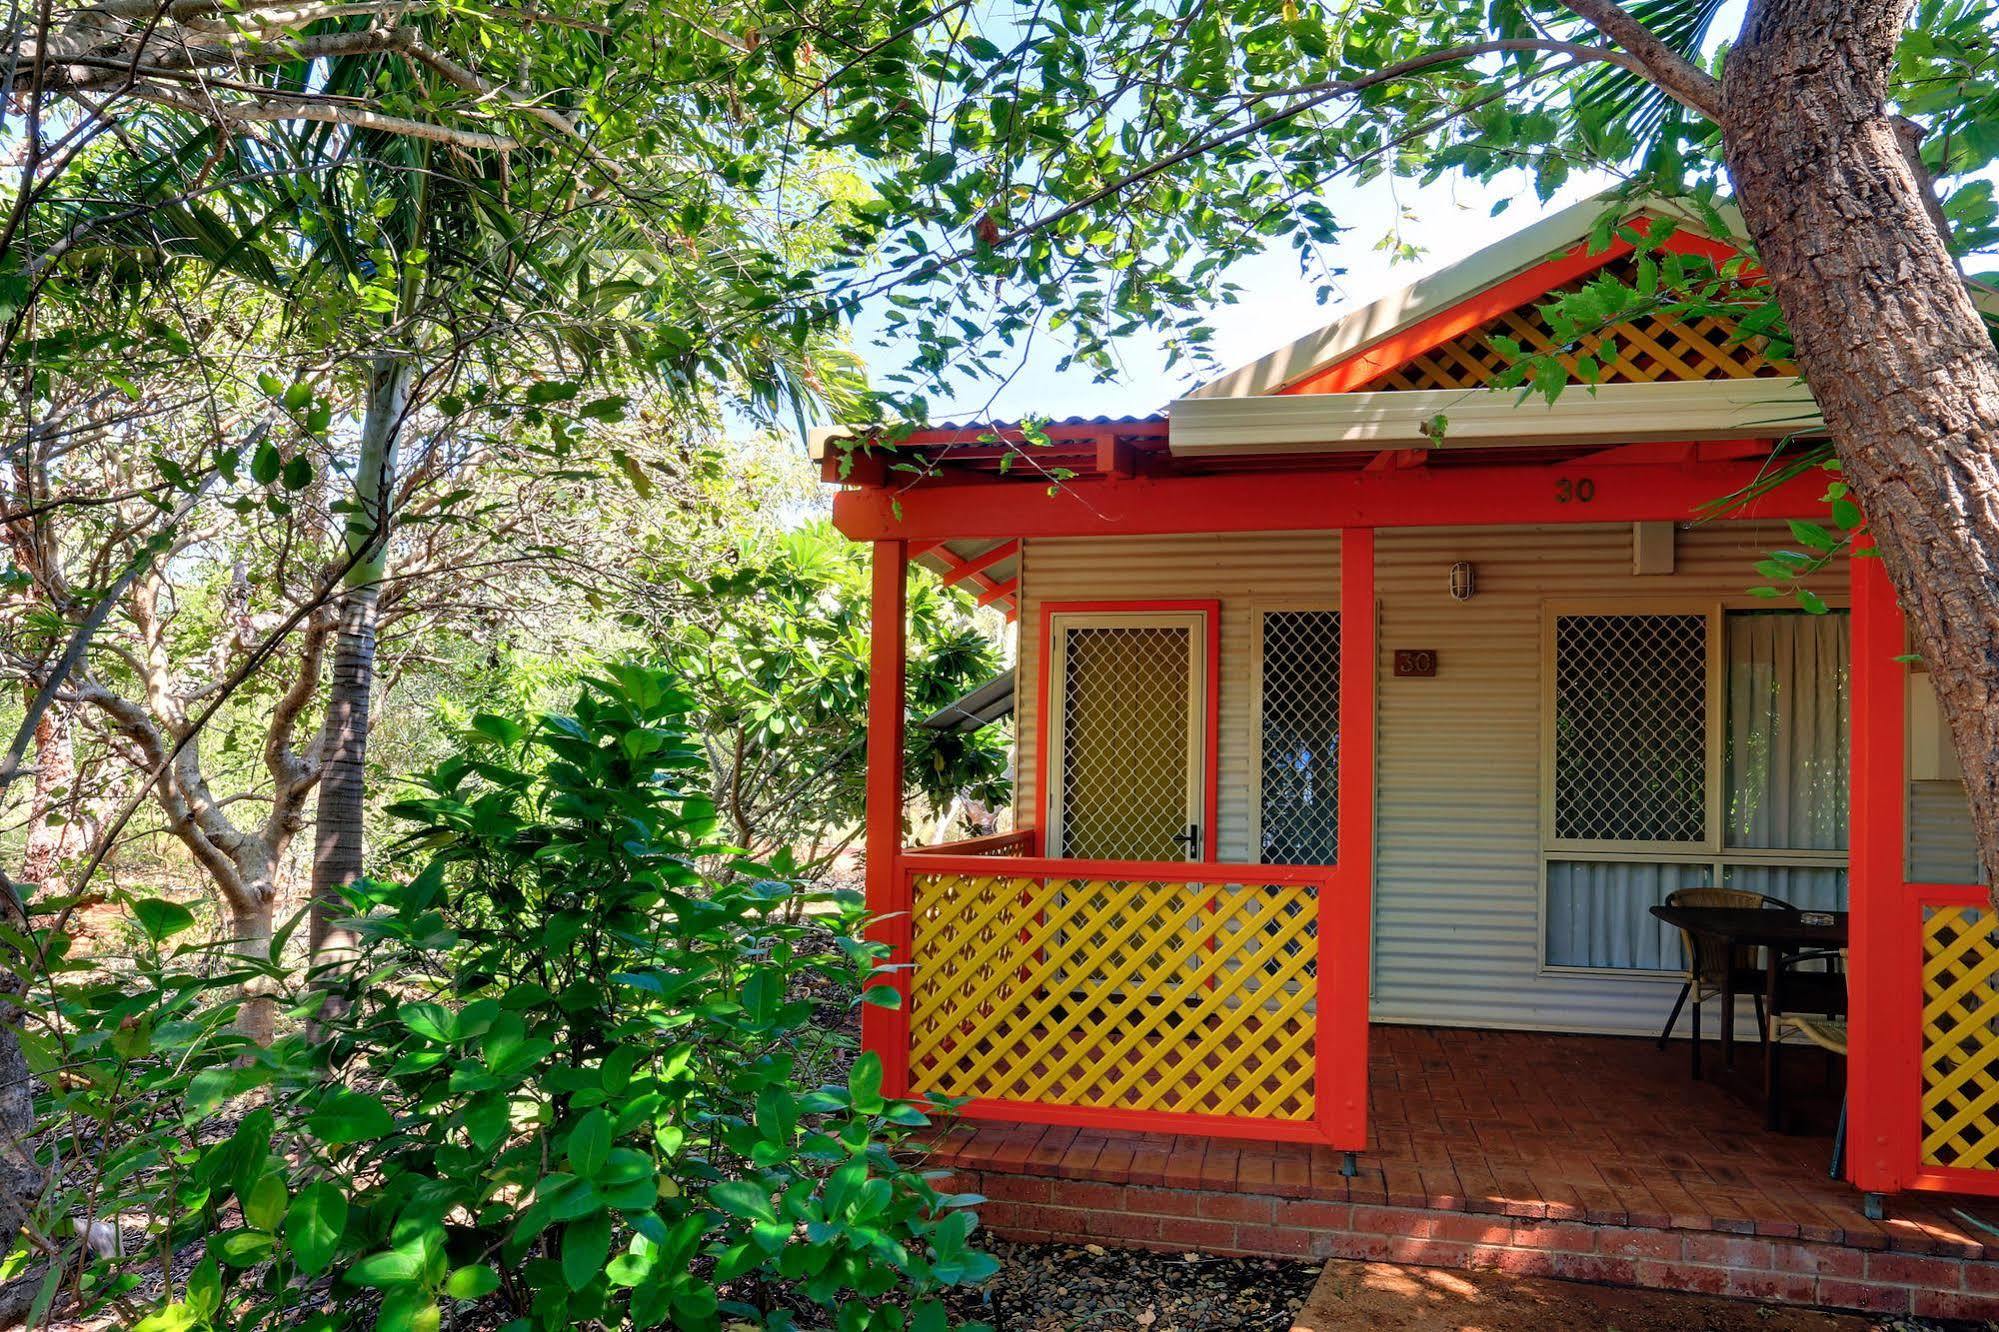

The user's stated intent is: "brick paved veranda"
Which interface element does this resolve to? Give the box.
[916,1026,1999,1319]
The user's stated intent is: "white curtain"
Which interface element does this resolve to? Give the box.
[1547,860,1715,970]
[1725,610,1850,853]
[1547,611,1850,970]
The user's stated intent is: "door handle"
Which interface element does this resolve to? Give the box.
[1171,823,1202,858]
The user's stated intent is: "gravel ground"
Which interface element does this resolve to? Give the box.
[948,1240,1317,1331]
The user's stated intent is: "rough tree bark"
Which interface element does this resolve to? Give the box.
[1717,0,1999,893]
[308,354,411,972]
[18,694,82,890]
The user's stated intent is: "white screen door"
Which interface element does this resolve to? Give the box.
[1046,612,1207,861]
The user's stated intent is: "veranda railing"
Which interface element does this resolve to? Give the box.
[872,849,1369,1149]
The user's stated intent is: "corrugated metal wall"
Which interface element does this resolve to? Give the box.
[1011,521,1982,1036]
[1371,522,1842,1034]
[1910,781,1981,883]
[1015,532,1341,863]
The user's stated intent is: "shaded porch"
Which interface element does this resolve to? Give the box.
[917,1026,1999,1318]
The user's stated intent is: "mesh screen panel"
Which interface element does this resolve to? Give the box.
[1259,611,1340,865]
[1553,613,1708,843]
[1057,624,1193,860]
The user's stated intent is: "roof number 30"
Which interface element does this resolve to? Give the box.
[1555,477,1596,503]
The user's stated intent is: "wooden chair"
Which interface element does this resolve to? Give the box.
[1656,886,1790,1077]
[1786,1015,1848,1176]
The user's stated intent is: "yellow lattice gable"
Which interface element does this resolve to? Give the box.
[1354,254,1795,393]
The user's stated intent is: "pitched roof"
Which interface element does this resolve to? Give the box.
[1183,194,1729,401]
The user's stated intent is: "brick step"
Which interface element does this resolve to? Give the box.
[937,1168,1997,1320]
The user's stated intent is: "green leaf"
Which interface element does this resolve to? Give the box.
[348,1242,427,1289]
[444,1265,500,1300]
[566,1108,613,1179]
[306,1090,394,1145]
[214,1229,274,1267]
[860,983,902,1009]
[286,1181,348,1276]
[130,897,196,943]
[848,1051,886,1115]
[251,441,282,486]
[243,1171,287,1232]
[1788,519,1838,552]
[561,1213,613,1292]
[399,1002,453,1042]
[707,1179,777,1223]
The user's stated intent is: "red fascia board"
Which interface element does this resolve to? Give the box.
[831,456,1824,542]
[1282,223,1750,396]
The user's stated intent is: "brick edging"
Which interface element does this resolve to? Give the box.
[933,1168,1999,1320]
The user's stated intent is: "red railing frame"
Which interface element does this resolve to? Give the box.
[861,530,1377,1151]
[894,852,1369,1147]
[916,828,1042,858]
[1850,549,1999,1199]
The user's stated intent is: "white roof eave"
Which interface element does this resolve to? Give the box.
[1167,378,1824,454]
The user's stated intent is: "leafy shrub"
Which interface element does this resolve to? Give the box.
[8,665,992,1332]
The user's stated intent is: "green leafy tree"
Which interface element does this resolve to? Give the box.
[678,523,1010,871]
[7,666,996,1330]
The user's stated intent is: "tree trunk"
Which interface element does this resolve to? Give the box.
[308,355,410,969]
[19,693,78,891]
[1720,0,1999,896]
[0,880,46,1329]
[307,585,379,967]
[228,894,279,1045]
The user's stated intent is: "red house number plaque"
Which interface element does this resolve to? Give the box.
[1394,649,1438,678]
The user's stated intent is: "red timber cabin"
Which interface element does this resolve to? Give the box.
[820,195,1999,1309]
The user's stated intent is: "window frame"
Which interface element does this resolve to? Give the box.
[1536,597,1852,979]
[1540,598,1726,856]
[1249,600,1342,869]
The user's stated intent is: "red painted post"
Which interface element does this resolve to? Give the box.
[1319,527,1376,1150]
[862,540,910,1097]
[1847,545,1913,1193]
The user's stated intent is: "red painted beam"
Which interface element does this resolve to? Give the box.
[923,540,1020,622]
[973,578,1018,608]
[1846,544,1914,1195]
[938,539,1020,588]
[832,458,1825,542]
[861,541,910,1098]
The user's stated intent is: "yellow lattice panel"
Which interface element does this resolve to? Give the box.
[907,873,1319,1122]
[1354,257,1794,392]
[1921,905,1999,1170]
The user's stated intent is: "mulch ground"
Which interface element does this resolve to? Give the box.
[956,1242,1993,1332]
[947,1240,1318,1330]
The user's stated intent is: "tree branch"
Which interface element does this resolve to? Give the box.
[116,79,519,152]
[1557,0,1723,121]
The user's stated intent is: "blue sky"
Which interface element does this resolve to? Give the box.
[845,168,1620,423]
